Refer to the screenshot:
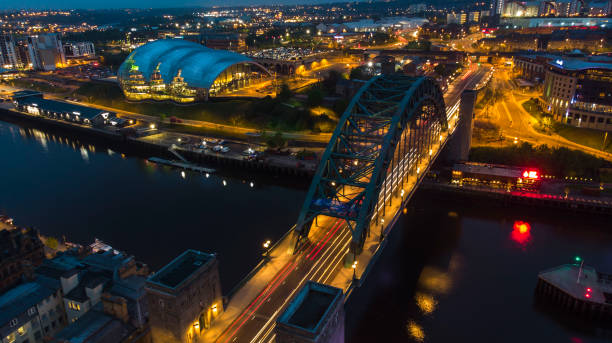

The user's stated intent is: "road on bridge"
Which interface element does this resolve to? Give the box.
[209,68,490,343]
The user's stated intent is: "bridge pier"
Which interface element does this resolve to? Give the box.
[442,89,477,163]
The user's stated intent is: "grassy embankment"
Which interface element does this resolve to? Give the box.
[7,79,70,94]
[74,82,337,133]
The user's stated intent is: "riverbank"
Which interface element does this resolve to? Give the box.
[0,106,318,178]
[420,181,612,216]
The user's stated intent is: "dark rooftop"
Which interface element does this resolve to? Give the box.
[278,281,343,333]
[15,97,114,120]
[148,250,214,289]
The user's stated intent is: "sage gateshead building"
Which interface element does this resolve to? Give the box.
[118,39,271,103]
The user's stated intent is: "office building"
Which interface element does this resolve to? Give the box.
[447,12,467,25]
[491,0,505,15]
[27,34,66,71]
[0,35,19,69]
[63,42,95,58]
[543,58,612,130]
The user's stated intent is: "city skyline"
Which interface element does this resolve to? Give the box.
[3,0,343,10]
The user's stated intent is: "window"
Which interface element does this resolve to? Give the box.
[27,307,36,316]
[34,331,42,340]
[68,301,81,311]
[6,333,16,343]
[9,318,18,327]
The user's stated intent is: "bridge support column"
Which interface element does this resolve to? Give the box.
[444,89,477,163]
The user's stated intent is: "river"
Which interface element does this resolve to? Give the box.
[1,119,610,342]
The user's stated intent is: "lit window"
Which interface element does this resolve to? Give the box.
[6,333,16,343]
[17,326,26,336]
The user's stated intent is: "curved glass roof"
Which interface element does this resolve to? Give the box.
[118,39,264,89]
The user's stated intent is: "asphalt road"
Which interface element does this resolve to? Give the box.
[482,68,612,161]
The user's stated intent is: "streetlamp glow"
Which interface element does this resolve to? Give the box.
[263,240,271,249]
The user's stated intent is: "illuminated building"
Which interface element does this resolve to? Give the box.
[63,41,95,58]
[27,33,66,71]
[145,250,223,343]
[117,39,271,102]
[13,92,126,127]
[491,0,506,15]
[451,162,542,190]
[446,12,467,25]
[0,34,19,69]
[276,281,345,343]
[543,58,612,130]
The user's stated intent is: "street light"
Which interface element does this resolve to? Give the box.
[263,240,272,258]
[352,261,358,279]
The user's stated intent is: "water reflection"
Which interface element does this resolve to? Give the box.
[414,292,437,315]
[510,220,532,246]
[406,320,425,342]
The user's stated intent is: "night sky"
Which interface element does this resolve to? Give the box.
[1,0,329,10]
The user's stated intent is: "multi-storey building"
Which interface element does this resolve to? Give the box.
[145,250,223,343]
[0,35,19,69]
[446,12,467,25]
[63,42,95,58]
[543,58,612,130]
[491,0,506,15]
[27,34,66,71]
[0,279,67,343]
[0,228,45,294]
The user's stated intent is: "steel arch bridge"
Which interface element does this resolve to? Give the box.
[295,75,447,252]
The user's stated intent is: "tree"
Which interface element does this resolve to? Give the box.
[278,83,293,101]
[45,237,59,250]
[307,88,324,108]
[322,70,342,93]
[349,67,368,81]
[266,131,286,148]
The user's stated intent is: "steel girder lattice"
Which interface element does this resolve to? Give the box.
[295,75,447,252]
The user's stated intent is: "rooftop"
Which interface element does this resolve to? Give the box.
[278,281,343,333]
[52,309,133,343]
[548,58,612,72]
[453,162,530,179]
[0,281,56,325]
[15,97,115,120]
[148,249,214,289]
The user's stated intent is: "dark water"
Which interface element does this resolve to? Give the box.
[1,119,611,342]
[347,194,612,343]
[0,119,307,289]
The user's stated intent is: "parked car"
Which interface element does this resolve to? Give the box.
[212,145,223,152]
[221,146,230,153]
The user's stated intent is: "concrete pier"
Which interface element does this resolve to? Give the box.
[535,264,612,324]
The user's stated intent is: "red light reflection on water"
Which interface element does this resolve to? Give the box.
[511,221,532,245]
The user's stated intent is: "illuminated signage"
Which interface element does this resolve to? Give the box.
[522,170,539,179]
